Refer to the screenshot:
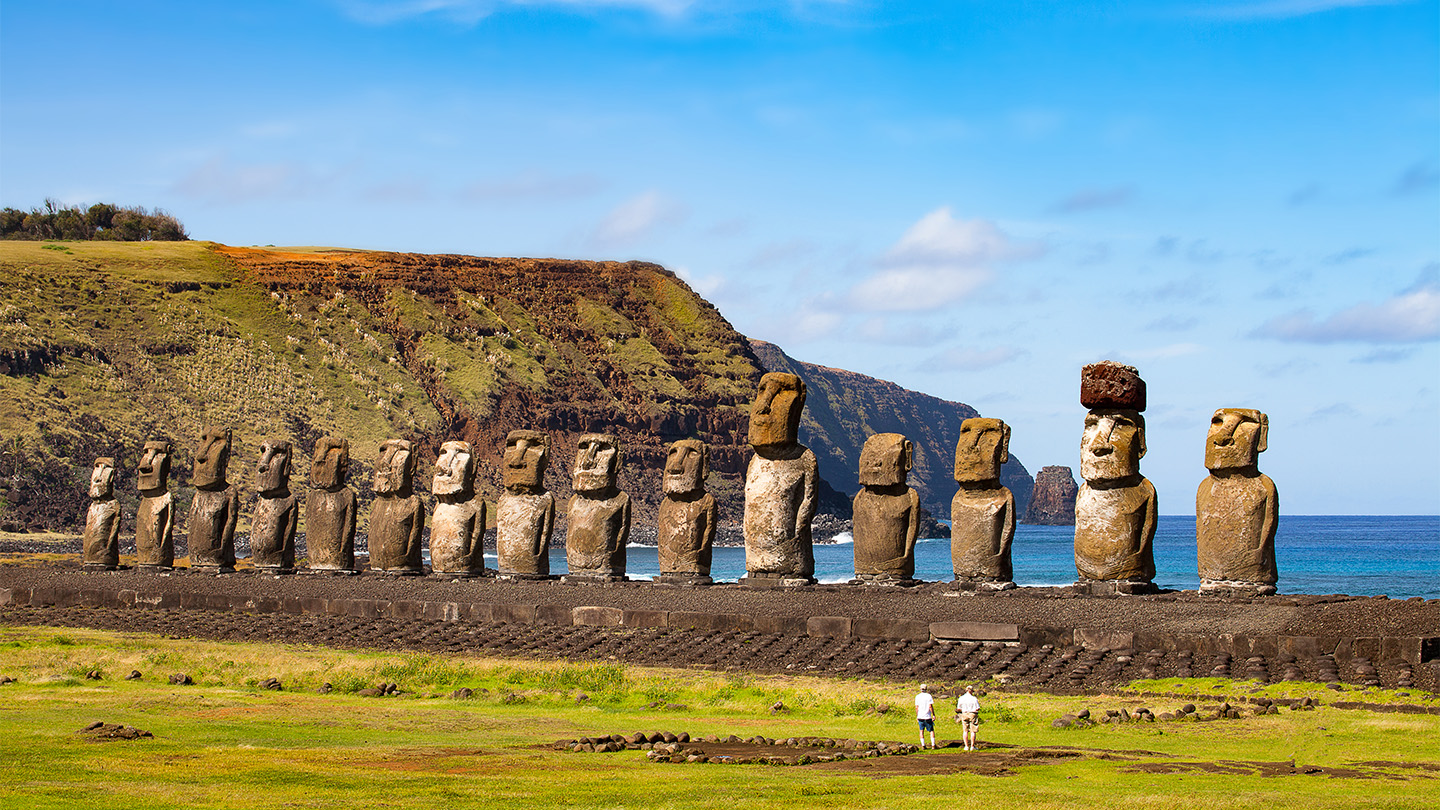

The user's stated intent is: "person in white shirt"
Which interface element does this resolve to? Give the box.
[955,685,981,751]
[914,683,936,749]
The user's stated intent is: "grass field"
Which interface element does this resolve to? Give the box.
[0,625,1435,809]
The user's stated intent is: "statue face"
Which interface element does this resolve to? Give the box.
[572,433,619,494]
[310,437,350,489]
[663,439,708,496]
[1205,408,1267,472]
[192,426,232,489]
[954,418,1009,484]
[256,440,292,494]
[748,372,806,449]
[859,433,912,487]
[373,439,415,495]
[89,458,116,499]
[502,430,548,490]
[1080,409,1145,483]
[432,440,475,496]
[136,440,171,491]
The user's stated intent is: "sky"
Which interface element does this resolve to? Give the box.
[2,0,1437,514]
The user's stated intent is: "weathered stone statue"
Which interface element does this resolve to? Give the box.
[742,372,818,586]
[950,418,1016,589]
[655,439,716,585]
[430,439,487,577]
[851,433,921,585]
[306,437,357,573]
[81,457,121,570]
[369,439,425,574]
[1074,362,1157,593]
[496,430,554,578]
[1197,408,1279,595]
[134,440,175,570]
[251,440,299,573]
[565,433,631,582]
[187,426,239,572]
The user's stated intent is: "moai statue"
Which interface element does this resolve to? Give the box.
[1074,362,1158,594]
[564,433,631,582]
[369,439,425,574]
[134,440,175,570]
[187,426,239,572]
[1197,409,1279,595]
[851,433,921,585]
[951,418,1017,590]
[742,372,818,586]
[251,440,299,573]
[81,457,121,570]
[430,439,487,577]
[306,437,357,573]
[655,439,716,585]
[496,430,554,578]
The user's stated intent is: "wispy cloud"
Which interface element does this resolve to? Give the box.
[1114,343,1206,362]
[171,156,334,203]
[588,189,688,247]
[459,170,605,203]
[1049,186,1134,214]
[1191,0,1413,21]
[1253,267,1440,343]
[919,345,1027,372]
[1353,347,1416,364]
[1145,315,1199,332]
[1287,183,1322,206]
[1323,247,1376,265]
[335,0,696,26]
[1392,161,1440,196]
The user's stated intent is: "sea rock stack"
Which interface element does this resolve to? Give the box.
[1024,466,1078,525]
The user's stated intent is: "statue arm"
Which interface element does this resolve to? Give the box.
[797,451,819,534]
[1260,474,1279,548]
[108,502,123,547]
[408,496,426,549]
[903,488,921,560]
[1002,488,1016,552]
[223,489,240,540]
[700,493,716,549]
[539,495,555,555]
[343,489,357,540]
[160,494,175,542]
[617,493,631,553]
[285,496,300,543]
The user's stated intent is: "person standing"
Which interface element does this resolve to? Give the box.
[915,683,937,749]
[955,685,981,751]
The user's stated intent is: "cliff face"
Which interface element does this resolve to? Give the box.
[748,340,1033,520]
[1024,465,1078,525]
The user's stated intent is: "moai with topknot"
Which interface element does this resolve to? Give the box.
[81,457,121,570]
[1074,362,1158,594]
[565,433,631,582]
[1197,408,1279,595]
[430,439,487,577]
[251,440,299,573]
[950,418,1016,590]
[369,439,425,574]
[851,433,921,585]
[742,372,818,587]
[306,437,358,573]
[187,426,239,573]
[496,430,555,579]
[134,440,175,570]
[655,439,716,585]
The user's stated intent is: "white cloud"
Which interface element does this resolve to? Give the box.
[1254,269,1440,344]
[920,345,1027,371]
[845,207,1043,312]
[673,264,727,298]
[589,190,688,247]
[1192,0,1412,20]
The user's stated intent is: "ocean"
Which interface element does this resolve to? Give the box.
[486,515,1440,599]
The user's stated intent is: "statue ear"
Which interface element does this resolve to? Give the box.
[1256,412,1269,453]
[699,443,711,477]
[1137,424,1147,460]
[1000,423,1011,464]
[903,440,914,472]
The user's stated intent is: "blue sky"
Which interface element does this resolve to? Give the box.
[3,0,1437,514]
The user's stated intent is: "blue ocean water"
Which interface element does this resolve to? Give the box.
[488,515,1439,598]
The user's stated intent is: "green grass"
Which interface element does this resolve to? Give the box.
[0,626,1435,809]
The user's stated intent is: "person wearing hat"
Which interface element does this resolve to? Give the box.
[955,685,981,751]
[914,683,936,749]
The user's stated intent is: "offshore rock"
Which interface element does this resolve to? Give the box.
[1024,466,1078,526]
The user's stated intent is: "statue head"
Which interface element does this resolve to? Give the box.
[310,437,350,489]
[1205,408,1267,472]
[663,439,709,496]
[572,433,620,495]
[136,440,172,492]
[1080,409,1145,483]
[502,430,549,491]
[256,440,292,496]
[374,439,416,495]
[954,418,1009,484]
[89,457,116,500]
[859,433,913,488]
[192,426,232,490]
[432,439,475,497]
[748,372,806,449]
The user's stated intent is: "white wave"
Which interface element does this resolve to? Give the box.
[823,531,854,545]
[817,574,853,584]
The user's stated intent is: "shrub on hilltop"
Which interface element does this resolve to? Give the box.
[0,199,188,241]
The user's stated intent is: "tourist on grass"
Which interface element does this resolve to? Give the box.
[915,683,936,749]
[955,685,981,751]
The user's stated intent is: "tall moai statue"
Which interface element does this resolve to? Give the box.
[134,440,175,570]
[1197,408,1279,595]
[951,418,1017,590]
[369,439,425,574]
[565,433,631,582]
[187,426,239,573]
[655,439,716,585]
[430,439,487,577]
[851,433,921,585]
[496,430,555,579]
[742,372,818,586]
[1074,362,1158,594]
[306,437,357,573]
[251,440,299,573]
[81,457,121,570]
